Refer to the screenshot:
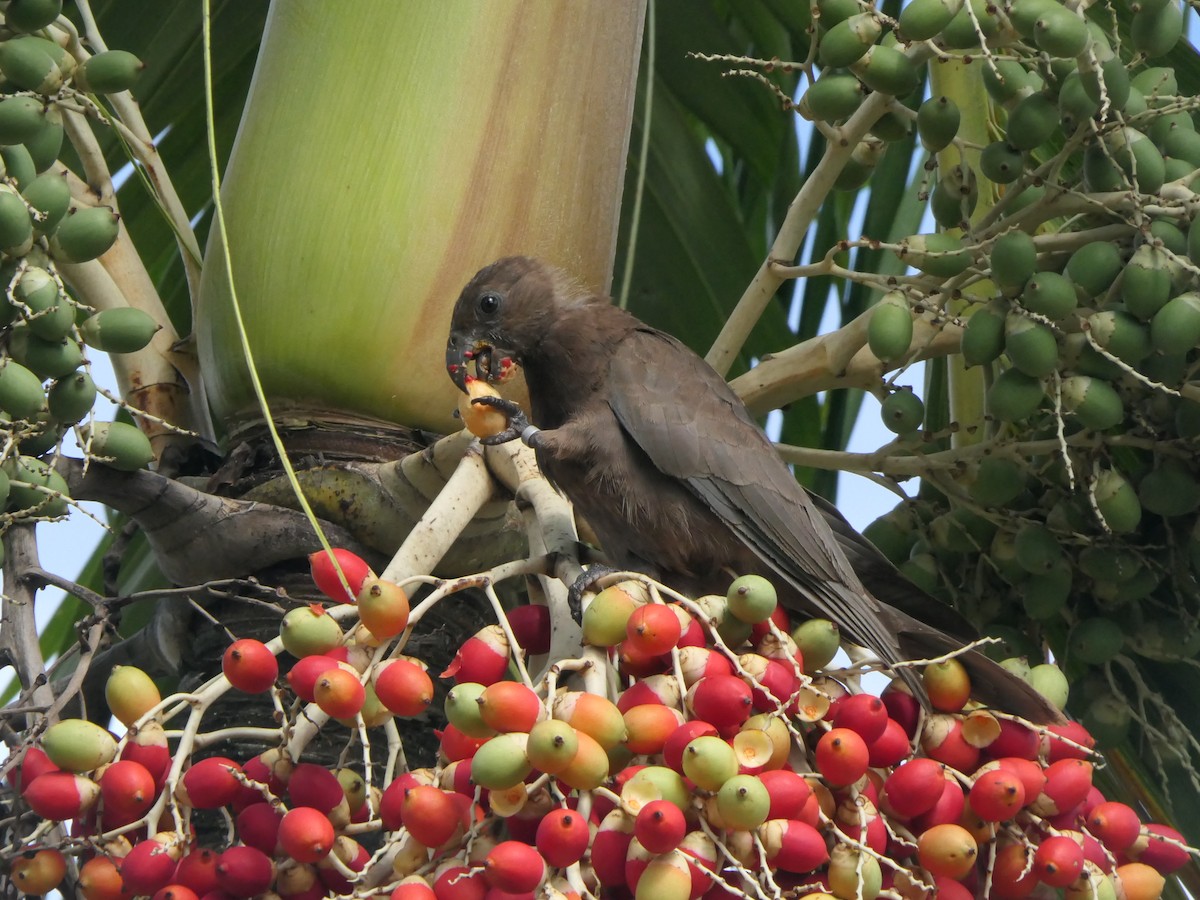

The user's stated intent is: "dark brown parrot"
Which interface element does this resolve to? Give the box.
[446,256,1060,722]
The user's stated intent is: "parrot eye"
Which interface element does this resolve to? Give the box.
[477,292,502,317]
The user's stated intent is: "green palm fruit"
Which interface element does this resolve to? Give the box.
[816,0,860,26]
[988,530,1026,585]
[850,44,920,97]
[987,368,1044,421]
[21,171,71,235]
[1080,57,1130,111]
[1014,522,1062,574]
[1190,217,1200,266]
[898,232,970,276]
[1165,158,1200,188]
[1138,457,1200,516]
[1021,560,1071,619]
[1019,271,1076,319]
[862,507,918,564]
[0,185,32,257]
[983,60,1034,103]
[1004,314,1058,377]
[1065,241,1123,300]
[8,328,83,378]
[1143,351,1187,386]
[1121,244,1171,320]
[819,13,881,68]
[833,138,886,190]
[990,230,1037,294]
[1033,6,1090,57]
[5,0,63,32]
[1094,468,1141,533]
[1057,72,1100,133]
[968,456,1026,507]
[916,95,960,151]
[1131,0,1183,58]
[867,291,913,362]
[0,36,72,94]
[899,553,941,594]
[0,357,46,420]
[961,301,1006,366]
[1068,618,1124,665]
[1008,0,1057,37]
[74,50,144,94]
[897,0,963,39]
[1060,333,1119,379]
[1105,128,1166,195]
[880,388,924,434]
[47,370,96,424]
[939,0,1002,47]
[1162,128,1200,167]
[1087,310,1150,363]
[84,421,154,471]
[1122,87,1148,118]
[49,205,120,263]
[4,454,68,515]
[24,105,63,173]
[1130,66,1177,98]
[930,508,996,554]
[0,468,8,510]
[1078,545,1141,583]
[1150,293,1200,354]
[0,146,34,192]
[1059,375,1123,430]
[1006,92,1058,150]
[868,108,912,142]
[1149,112,1196,148]
[18,267,72,341]
[0,95,46,145]
[931,163,978,229]
[804,72,865,122]
[1083,693,1131,746]
[79,307,161,353]
[979,141,1023,184]
[1148,219,1186,255]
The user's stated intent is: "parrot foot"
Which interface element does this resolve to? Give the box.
[567,564,622,623]
[472,396,542,447]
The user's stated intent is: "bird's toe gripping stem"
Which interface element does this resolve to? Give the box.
[471,396,542,448]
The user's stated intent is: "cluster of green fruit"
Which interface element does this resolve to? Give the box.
[827,0,1197,752]
[0,0,156,531]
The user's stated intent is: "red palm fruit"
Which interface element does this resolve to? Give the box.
[403,785,460,847]
[687,676,753,735]
[917,823,978,880]
[663,721,718,773]
[625,603,683,657]
[554,692,627,749]
[591,809,635,888]
[99,759,157,826]
[1043,721,1096,761]
[968,768,1025,821]
[317,836,369,894]
[122,836,184,896]
[478,680,542,733]
[677,647,733,686]
[222,639,279,694]
[743,656,798,712]
[288,762,346,813]
[313,664,366,718]
[152,887,199,900]
[180,757,242,810]
[985,718,1039,759]
[989,841,1038,900]
[910,775,966,832]
[483,841,546,893]
[867,717,910,767]
[618,640,672,678]
[677,614,706,648]
[883,758,945,820]
[23,771,100,820]
[759,819,829,873]
[635,799,687,854]
[434,865,487,900]
[10,746,58,791]
[758,769,812,821]
[1117,862,1166,900]
[1033,759,1093,816]
[831,693,889,743]
[535,808,590,867]
[881,686,921,737]
[992,757,1045,803]
[392,880,438,900]
[1087,800,1142,852]
[617,674,681,712]
[235,802,283,854]
[374,658,434,716]
[286,654,337,702]
[679,830,718,899]
[923,658,971,712]
[442,625,510,685]
[814,728,869,786]
[437,723,489,762]
[243,748,293,799]
[750,603,791,642]
[921,714,980,771]
[216,845,275,898]
[625,704,685,756]
[9,847,67,895]
[357,577,411,639]
[1033,835,1084,887]
[378,771,425,830]
[1128,823,1190,874]
[79,855,129,900]
[308,547,373,604]
[506,604,551,655]
[121,721,171,787]
[279,806,336,863]
[174,848,220,896]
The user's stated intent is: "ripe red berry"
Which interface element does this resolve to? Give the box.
[308,548,373,604]
[222,639,279,694]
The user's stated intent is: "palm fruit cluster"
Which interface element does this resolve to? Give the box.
[0,1,155,531]
[810,0,1200,791]
[4,547,1189,900]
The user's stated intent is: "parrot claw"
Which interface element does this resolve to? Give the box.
[472,396,539,446]
[567,564,622,623]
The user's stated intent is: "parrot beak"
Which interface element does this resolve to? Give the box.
[446,332,497,391]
